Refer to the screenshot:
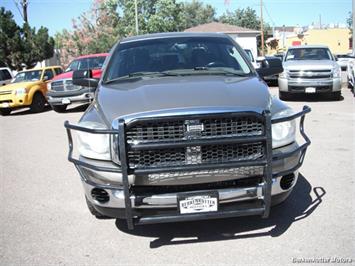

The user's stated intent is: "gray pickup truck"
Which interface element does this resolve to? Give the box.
[65,33,311,229]
[278,45,342,100]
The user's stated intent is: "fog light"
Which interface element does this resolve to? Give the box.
[91,188,110,203]
[280,173,295,190]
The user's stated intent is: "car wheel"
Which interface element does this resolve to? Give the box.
[0,108,11,116]
[279,91,291,101]
[30,92,46,113]
[331,91,341,101]
[85,197,110,219]
[52,105,67,113]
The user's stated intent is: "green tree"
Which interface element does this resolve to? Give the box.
[117,0,182,35]
[0,7,54,70]
[0,7,23,70]
[179,0,216,29]
[55,0,120,65]
[219,7,259,30]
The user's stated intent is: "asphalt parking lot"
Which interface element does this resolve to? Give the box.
[0,77,354,265]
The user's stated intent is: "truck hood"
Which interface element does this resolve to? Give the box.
[95,75,272,124]
[0,81,42,91]
[283,60,338,70]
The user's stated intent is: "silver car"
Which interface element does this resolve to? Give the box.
[278,45,342,100]
[64,33,311,229]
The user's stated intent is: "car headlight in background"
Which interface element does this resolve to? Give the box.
[77,121,111,160]
[13,88,27,95]
[272,108,296,149]
[332,66,341,78]
[47,82,52,91]
[278,69,288,79]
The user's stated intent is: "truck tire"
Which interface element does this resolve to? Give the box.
[279,91,291,101]
[30,92,46,113]
[85,197,110,219]
[52,105,67,113]
[0,108,11,116]
[331,91,341,101]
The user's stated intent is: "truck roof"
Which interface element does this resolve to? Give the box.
[288,45,330,49]
[120,32,229,43]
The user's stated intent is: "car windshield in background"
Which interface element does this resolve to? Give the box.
[65,56,106,72]
[244,49,254,62]
[285,48,333,61]
[104,37,252,83]
[12,70,43,83]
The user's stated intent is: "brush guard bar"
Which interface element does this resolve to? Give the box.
[64,106,311,229]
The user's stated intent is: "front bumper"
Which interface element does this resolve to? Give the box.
[0,93,31,109]
[47,88,95,106]
[278,77,341,93]
[65,106,311,229]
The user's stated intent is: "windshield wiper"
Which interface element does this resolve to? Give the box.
[192,66,249,76]
[104,71,178,84]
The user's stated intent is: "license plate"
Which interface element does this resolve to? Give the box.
[178,191,218,214]
[305,87,316,93]
[1,102,10,108]
[62,98,70,104]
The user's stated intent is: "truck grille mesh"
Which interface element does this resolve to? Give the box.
[126,116,263,143]
[51,79,82,91]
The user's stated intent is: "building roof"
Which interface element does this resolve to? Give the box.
[184,22,260,34]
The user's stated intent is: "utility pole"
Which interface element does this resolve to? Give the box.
[353,0,354,54]
[260,0,264,56]
[319,14,321,29]
[134,0,139,35]
[21,0,28,24]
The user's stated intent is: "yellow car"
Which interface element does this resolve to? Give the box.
[0,66,63,115]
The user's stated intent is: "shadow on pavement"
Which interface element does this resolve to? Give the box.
[115,174,325,248]
[7,105,52,116]
[63,104,89,113]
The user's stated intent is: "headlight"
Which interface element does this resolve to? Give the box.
[272,109,296,149]
[279,70,288,79]
[47,82,52,91]
[13,88,27,95]
[77,121,111,160]
[333,66,341,78]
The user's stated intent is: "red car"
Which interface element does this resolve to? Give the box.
[47,53,108,113]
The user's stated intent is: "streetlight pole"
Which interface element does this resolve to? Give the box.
[135,0,139,35]
[260,0,264,56]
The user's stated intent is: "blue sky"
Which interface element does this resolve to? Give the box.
[1,0,352,36]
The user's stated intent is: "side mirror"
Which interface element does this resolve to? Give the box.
[334,55,338,61]
[72,70,99,88]
[256,57,283,77]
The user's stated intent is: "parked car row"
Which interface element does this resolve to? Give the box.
[0,53,108,116]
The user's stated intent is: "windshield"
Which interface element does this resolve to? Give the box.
[285,48,333,61]
[244,49,254,62]
[104,37,251,82]
[65,56,106,72]
[12,70,42,83]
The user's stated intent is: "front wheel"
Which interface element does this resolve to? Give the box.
[52,105,67,113]
[30,92,46,113]
[279,91,291,101]
[0,108,11,116]
[331,91,341,101]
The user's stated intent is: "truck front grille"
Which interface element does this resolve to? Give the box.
[51,79,82,91]
[124,113,266,171]
[126,116,264,143]
[128,142,264,168]
[288,69,332,79]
